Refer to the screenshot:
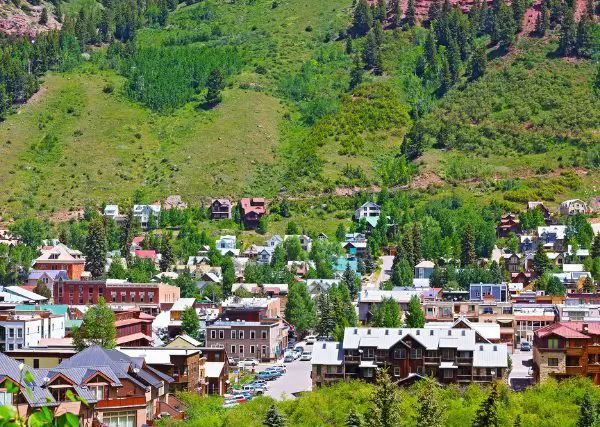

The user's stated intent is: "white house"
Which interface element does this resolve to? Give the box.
[103,205,119,219]
[353,202,381,221]
[133,204,161,229]
[560,199,588,216]
[0,310,65,351]
[266,235,283,248]
[216,235,239,256]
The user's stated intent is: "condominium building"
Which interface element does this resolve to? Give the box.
[0,309,65,351]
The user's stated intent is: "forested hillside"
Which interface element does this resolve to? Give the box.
[0,0,598,217]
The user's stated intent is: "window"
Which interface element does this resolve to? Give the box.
[239,345,244,355]
[210,330,216,340]
[250,345,255,354]
[8,329,13,338]
[393,366,401,377]
[231,345,236,354]
[443,369,453,379]
[262,345,267,356]
[410,349,422,359]
[548,338,560,349]
[364,368,373,378]
[16,329,22,339]
[219,330,224,339]
[88,385,104,400]
[261,331,267,339]
[548,358,559,367]
[140,292,145,303]
[0,392,12,406]
[33,359,39,369]
[7,344,13,351]
[231,330,237,340]
[250,331,256,340]
[103,411,136,427]
[393,348,406,359]
[316,365,321,375]
[239,331,244,340]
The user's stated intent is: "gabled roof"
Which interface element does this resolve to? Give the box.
[536,322,600,339]
[34,243,85,264]
[311,341,344,365]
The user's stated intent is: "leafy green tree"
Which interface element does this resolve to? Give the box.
[472,381,501,427]
[33,280,51,300]
[263,404,286,427]
[371,366,400,427]
[468,43,487,80]
[181,306,200,338]
[343,263,360,300]
[107,259,127,279]
[205,69,225,107]
[405,295,425,327]
[72,298,116,351]
[546,275,565,296]
[202,283,224,302]
[372,297,401,327]
[559,7,576,56]
[175,270,198,298]
[345,408,363,427]
[221,256,236,297]
[353,0,373,36]
[461,224,476,267]
[582,276,595,293]
[577,391,596,427]
[336,223,347,242]
[533,244,552,276]
[284,236,303,261]
[391,257,413,287]
[271,245,286,270]
[85,219,108,279]
[285,283,316,335]
[10,218,47,248]
[286,221,298,235]
[592,234,600,258]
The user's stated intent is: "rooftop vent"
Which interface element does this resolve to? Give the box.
[493,345,497,351]
[430,330,434,336]
[416,330,420,335]
[354,328,358,335]
[322,343,327,349]
[398,330,403,335]
[448,330,452,336]
[385,329,389,335]
[480,345,484,351]
[367,329,371,335]
[461,330,466,336]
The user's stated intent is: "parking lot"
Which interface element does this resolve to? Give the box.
[235,342,313,400]
[509,348,533,391]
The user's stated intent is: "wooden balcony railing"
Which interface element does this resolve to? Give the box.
[97,396,146,408]
[456,357,474,364]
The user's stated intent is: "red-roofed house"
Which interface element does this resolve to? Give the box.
[533,322,600,385]
[240,198,266,228]
[135,250,157,260]
[114,309,154,347]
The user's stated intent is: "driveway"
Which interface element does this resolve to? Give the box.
[509,349,533,391]
[375,256,394,288]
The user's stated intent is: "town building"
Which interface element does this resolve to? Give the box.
[353,202,381,221]
[496,214,520,238]
[0,286,48,304]
[0,309,65,351]
[32,243,86,280]
[221,297,282,320]
[53,279,180,315]
[357,289,422,324]
[469,283,509,302]
[215,235,239,256]
[113,309,154,347]
[560,199,588,216]
[25,270,68,299]
[414,261,435,279]
[284,234,312,252]
[537,225,567,252]
[210,199,232,220]
[240,198,266,228]
[206,319,287,362]
[133,204,161,229]
[311,326,508,388]
[306,279,341,297]
[533,322,600,385]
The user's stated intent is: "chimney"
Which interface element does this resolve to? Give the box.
[583,323,589,333]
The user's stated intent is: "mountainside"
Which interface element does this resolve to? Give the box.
[0,0,598,218]
[0,0,60,36]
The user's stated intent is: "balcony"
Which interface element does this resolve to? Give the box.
[344,355,361,363]
[456,357,474,365]
[424,357,440,364]
[457,374,473,382]
[566,366,584,375]
[97,396,146,408]
[566,347,584,356]
[472,375,495,382]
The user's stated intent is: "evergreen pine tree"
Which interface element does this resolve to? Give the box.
[472,382,501,427]
[402,232,415,268]
[393,0,402,28]
[402,121,425,160]
[362,30,383,74]
[425,30,437,69]
[346,37,353,54]
[417,387,446,427]
[412,224,422,265]
[159,234,174,272]
[375,0,387,22]
[578,391,597,427]
[40,7,48,25]
[559,7,576,56]
[205,69,225,107]
[591,234,600,258]
[371,367,400,427]
[85,219,108,279]
[353,0,373,36]
[373,20,384,45]
[428,0,441,23]
[440,55,452,94]
[343,263,359,299]
[468,43,487,80]
[121,208,135,266]
[263,404,286,427]
[512,0,525,31]
[406,0,416,27]
[345,408,363,427]
[461,224,476,267]
[533,244,551,276]
[575,17,593,58]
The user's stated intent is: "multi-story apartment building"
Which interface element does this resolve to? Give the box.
[221,297,282,320]
[0,345,182,426]
[53,279,180,315]
[311,326,508,389]
[206,319,287,362]
[32,243,86,280]
[533,322,600,385]
[0,309,65,352]
[513,304,558,346]
[114,309,154,347]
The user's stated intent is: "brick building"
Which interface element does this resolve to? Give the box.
[32,244,86,280]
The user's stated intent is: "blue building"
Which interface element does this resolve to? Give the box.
[469,283,508,302]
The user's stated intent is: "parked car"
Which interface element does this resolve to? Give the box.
[300,351,312,361]
[273,362,287,372]
[256,371,277,381]
[305,335,317,344]
[244,384,264,395]
[287,339,297,349]
[294,346,304,354]
[233,390,253,400]
[249,380,268,390]
[263,367,283,377]
[228,357,236,365]
[520,342,532,351]
[293,351,301,360]
[284,353,295,363]
[238,357,260,367]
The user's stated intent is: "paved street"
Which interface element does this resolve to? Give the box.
[264,355,313,400]
[509,349,533,391]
